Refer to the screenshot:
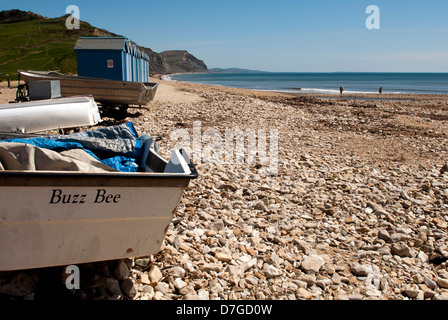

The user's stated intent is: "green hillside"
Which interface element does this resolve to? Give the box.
[0,13,116,80]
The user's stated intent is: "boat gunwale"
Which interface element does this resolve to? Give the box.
[0,168,198,187]
[18,70,159,88]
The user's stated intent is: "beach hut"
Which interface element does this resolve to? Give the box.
[74,37,150,82]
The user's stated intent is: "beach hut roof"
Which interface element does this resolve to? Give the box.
[74,37,127,51]
[74,37,151,62]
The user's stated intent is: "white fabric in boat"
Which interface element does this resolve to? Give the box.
[0,142,117,172]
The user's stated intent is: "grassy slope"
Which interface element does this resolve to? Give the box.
[0,16,99,79]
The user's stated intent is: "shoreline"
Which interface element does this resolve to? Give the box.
[157,73,448,102]
[151,74,448,103]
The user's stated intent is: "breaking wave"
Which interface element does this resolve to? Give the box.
[161,75,173,81]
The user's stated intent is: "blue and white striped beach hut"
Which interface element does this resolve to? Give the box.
[74,37,150,82]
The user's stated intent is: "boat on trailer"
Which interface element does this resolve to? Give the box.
[17,70,159,119]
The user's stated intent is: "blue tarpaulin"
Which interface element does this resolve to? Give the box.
[0,122,143,172]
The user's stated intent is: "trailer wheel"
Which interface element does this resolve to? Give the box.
[100,104,128,120]
[15,84,29,102]
[114,105,128,120]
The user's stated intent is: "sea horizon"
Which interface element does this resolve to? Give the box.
[167,71,448,95]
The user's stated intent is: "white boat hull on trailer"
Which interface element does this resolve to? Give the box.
[18,69,159,106]
[0,95,102,133]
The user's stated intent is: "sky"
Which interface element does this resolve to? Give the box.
[1,0,448,72]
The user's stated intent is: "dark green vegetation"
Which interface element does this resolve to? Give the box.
[0,11,115,80]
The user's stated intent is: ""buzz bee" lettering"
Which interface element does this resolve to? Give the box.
[49,189,121,204]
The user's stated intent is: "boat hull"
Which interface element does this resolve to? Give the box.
[0,96,102,133]
[0,167,196,271]
[18,70,158,106]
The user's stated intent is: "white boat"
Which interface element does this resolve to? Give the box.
[0,95,102,133]
[0,144,197,271]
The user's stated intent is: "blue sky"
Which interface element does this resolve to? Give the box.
[2,0,448,72]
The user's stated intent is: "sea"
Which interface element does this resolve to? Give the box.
[167,72,448,95]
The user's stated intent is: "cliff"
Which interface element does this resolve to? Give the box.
[140,47,170,75]
[160,50,208,74]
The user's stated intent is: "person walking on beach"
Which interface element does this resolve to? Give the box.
[339,86,344,94]
[379,87,383,94]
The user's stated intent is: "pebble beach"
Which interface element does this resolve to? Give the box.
[1,78,448,301]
